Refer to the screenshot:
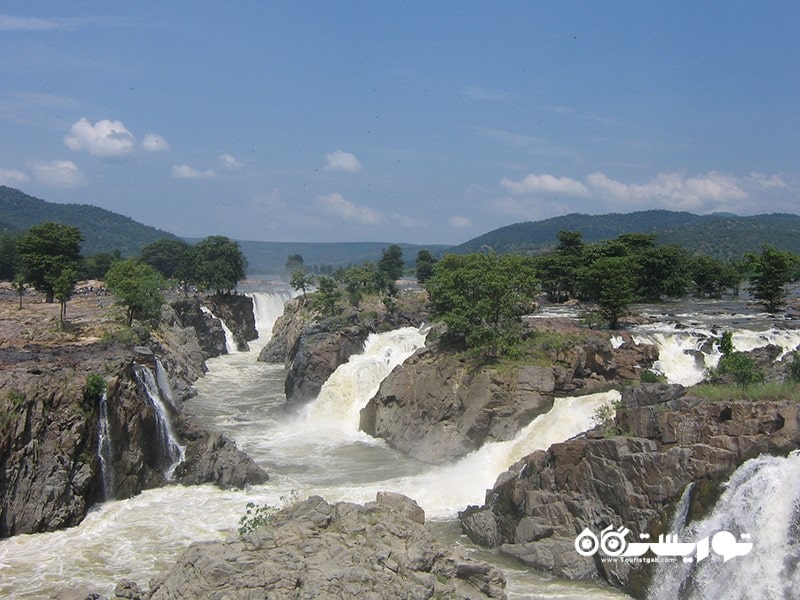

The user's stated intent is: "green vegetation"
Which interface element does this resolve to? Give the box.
[105,259,167,326]
[237,501,277,536]
[746,245,797,313]
[17,222,84,304]
[424,253,538,358]
[706,330,764,388]
[83,373,106,402]
[377,244,404,281]
[415,249,438,283]
[186,235,247,294]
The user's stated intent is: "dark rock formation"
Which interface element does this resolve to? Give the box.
[206,294,257,351]
[119,493,506,600]
[361,323,658,464]
[258,296,307,363]
[458,384,800,598]
[360,349,555,464]
[170,297,227,359]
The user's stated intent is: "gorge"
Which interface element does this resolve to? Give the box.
[1,287,799,598]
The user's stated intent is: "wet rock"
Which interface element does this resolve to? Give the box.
[134,494,505,600]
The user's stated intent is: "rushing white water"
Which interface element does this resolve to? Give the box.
[97,392,114,500]
[647,452,800,600]
[247,290,293,342]
[154,357,176,411]
[0,291,629,599]
[301,327,428,437]
[133,364,185,479]
[200,305,238,353]
[632,323,800,386]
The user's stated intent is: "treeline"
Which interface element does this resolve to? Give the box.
[2,222,248,326]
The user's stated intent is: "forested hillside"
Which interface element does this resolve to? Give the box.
[0,186,179,256]
[454,210,800,259]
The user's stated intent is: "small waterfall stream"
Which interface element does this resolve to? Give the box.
[96,392,114,500]
[132,364,185,480]
[200,305,239,353]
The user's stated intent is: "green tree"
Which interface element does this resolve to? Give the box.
[12,274,25,310]
[290,269,313,299]
[311,275,341,317]
[747,245,797,313]
[81,250,121,280]
[17,222,84,303]
[188,236,247,294]
[414,249,437,284]
[583,256,637,329]
[378,244,404,281]
[425,253,538,358]
[635,245,691,300]
[54,265,78,323]
[105,259,166,326]
[285,254,305,274]
[140,239,190,279]
[0,231,19,280]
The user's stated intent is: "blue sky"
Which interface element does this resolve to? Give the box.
[1,2,798,245]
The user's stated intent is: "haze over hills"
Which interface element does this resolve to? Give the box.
[4,187,800,276]
[454,210,800,260]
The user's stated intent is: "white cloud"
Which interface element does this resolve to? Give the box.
[500,173,590,197]
[32,160,86,188]
[748,172,788,190]
[316,193,381,224]
[65,118,136,158]
[449,215,473,228]
[0,14,78,31]
[171,164,217,179]
[0,169,30,186]
[219,154,243,171]
[141,133,169,152]
[325,150,362,173]
[587,171,747,211]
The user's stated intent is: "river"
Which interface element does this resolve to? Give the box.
[1,290,799,598]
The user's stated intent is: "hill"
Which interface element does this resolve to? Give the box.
[0,187,451,275]
[0,186,180,257]
[453,210,800,259]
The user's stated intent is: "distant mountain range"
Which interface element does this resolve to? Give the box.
[453,210,800,260]
[3,187,800,274]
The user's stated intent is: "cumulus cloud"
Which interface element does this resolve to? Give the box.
[500,173,590,197]
[748,172,788,190]
[219,154,243,171]
[171,164,217,179]
[65,118,136,158]
[587,171,747,211]
[316,193,381,224]
[449,215,473,228]
[141,133,169,152]
[32,160,86,188]
[0,168,30,186]
[325,150,362,173]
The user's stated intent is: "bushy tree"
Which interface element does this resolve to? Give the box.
[17,222,84,303]
[582,256,637,329]
[81,250,121,280]
[414,249,437,283]
[311,275,341,317]
[54,265,78,323]
[105,259,166,326]
[290,269,313,299]
[187,236,247,294]
[425,253,538,358]
[0,231,19,280]
[140,239,190,279]
[747,245,797,313]
[378,244,404,281]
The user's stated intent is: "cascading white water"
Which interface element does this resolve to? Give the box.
[300,327,428,437]
[0,291,628,599]
[133,364,185,480]
[97,392,114,500]
[246,290,292,342]
[647,452,800,600]
[200,305,238,353]
[154,358,176,411]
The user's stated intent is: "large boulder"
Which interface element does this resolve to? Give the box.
[126,494,506,600]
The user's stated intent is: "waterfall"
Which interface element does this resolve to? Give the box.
[301,326,429,436]
[632,324,800,386]
[246,291,292,341]
[154,358,176,411]
[200,305,238,353]
[647,452,800,600]
[385,390,620,518]
[133,364,186,480]
[97,392,114,500]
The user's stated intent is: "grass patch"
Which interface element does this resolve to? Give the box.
[689,382,800,402]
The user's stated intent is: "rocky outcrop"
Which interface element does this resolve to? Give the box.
[258,296,307,363]
[0,295,266,538]
[361,323,658,464]
[360,349,555,464]
[206,294,257,351]
[458,384,800,598]
[117,493,506,600]
[170,297,227,360]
